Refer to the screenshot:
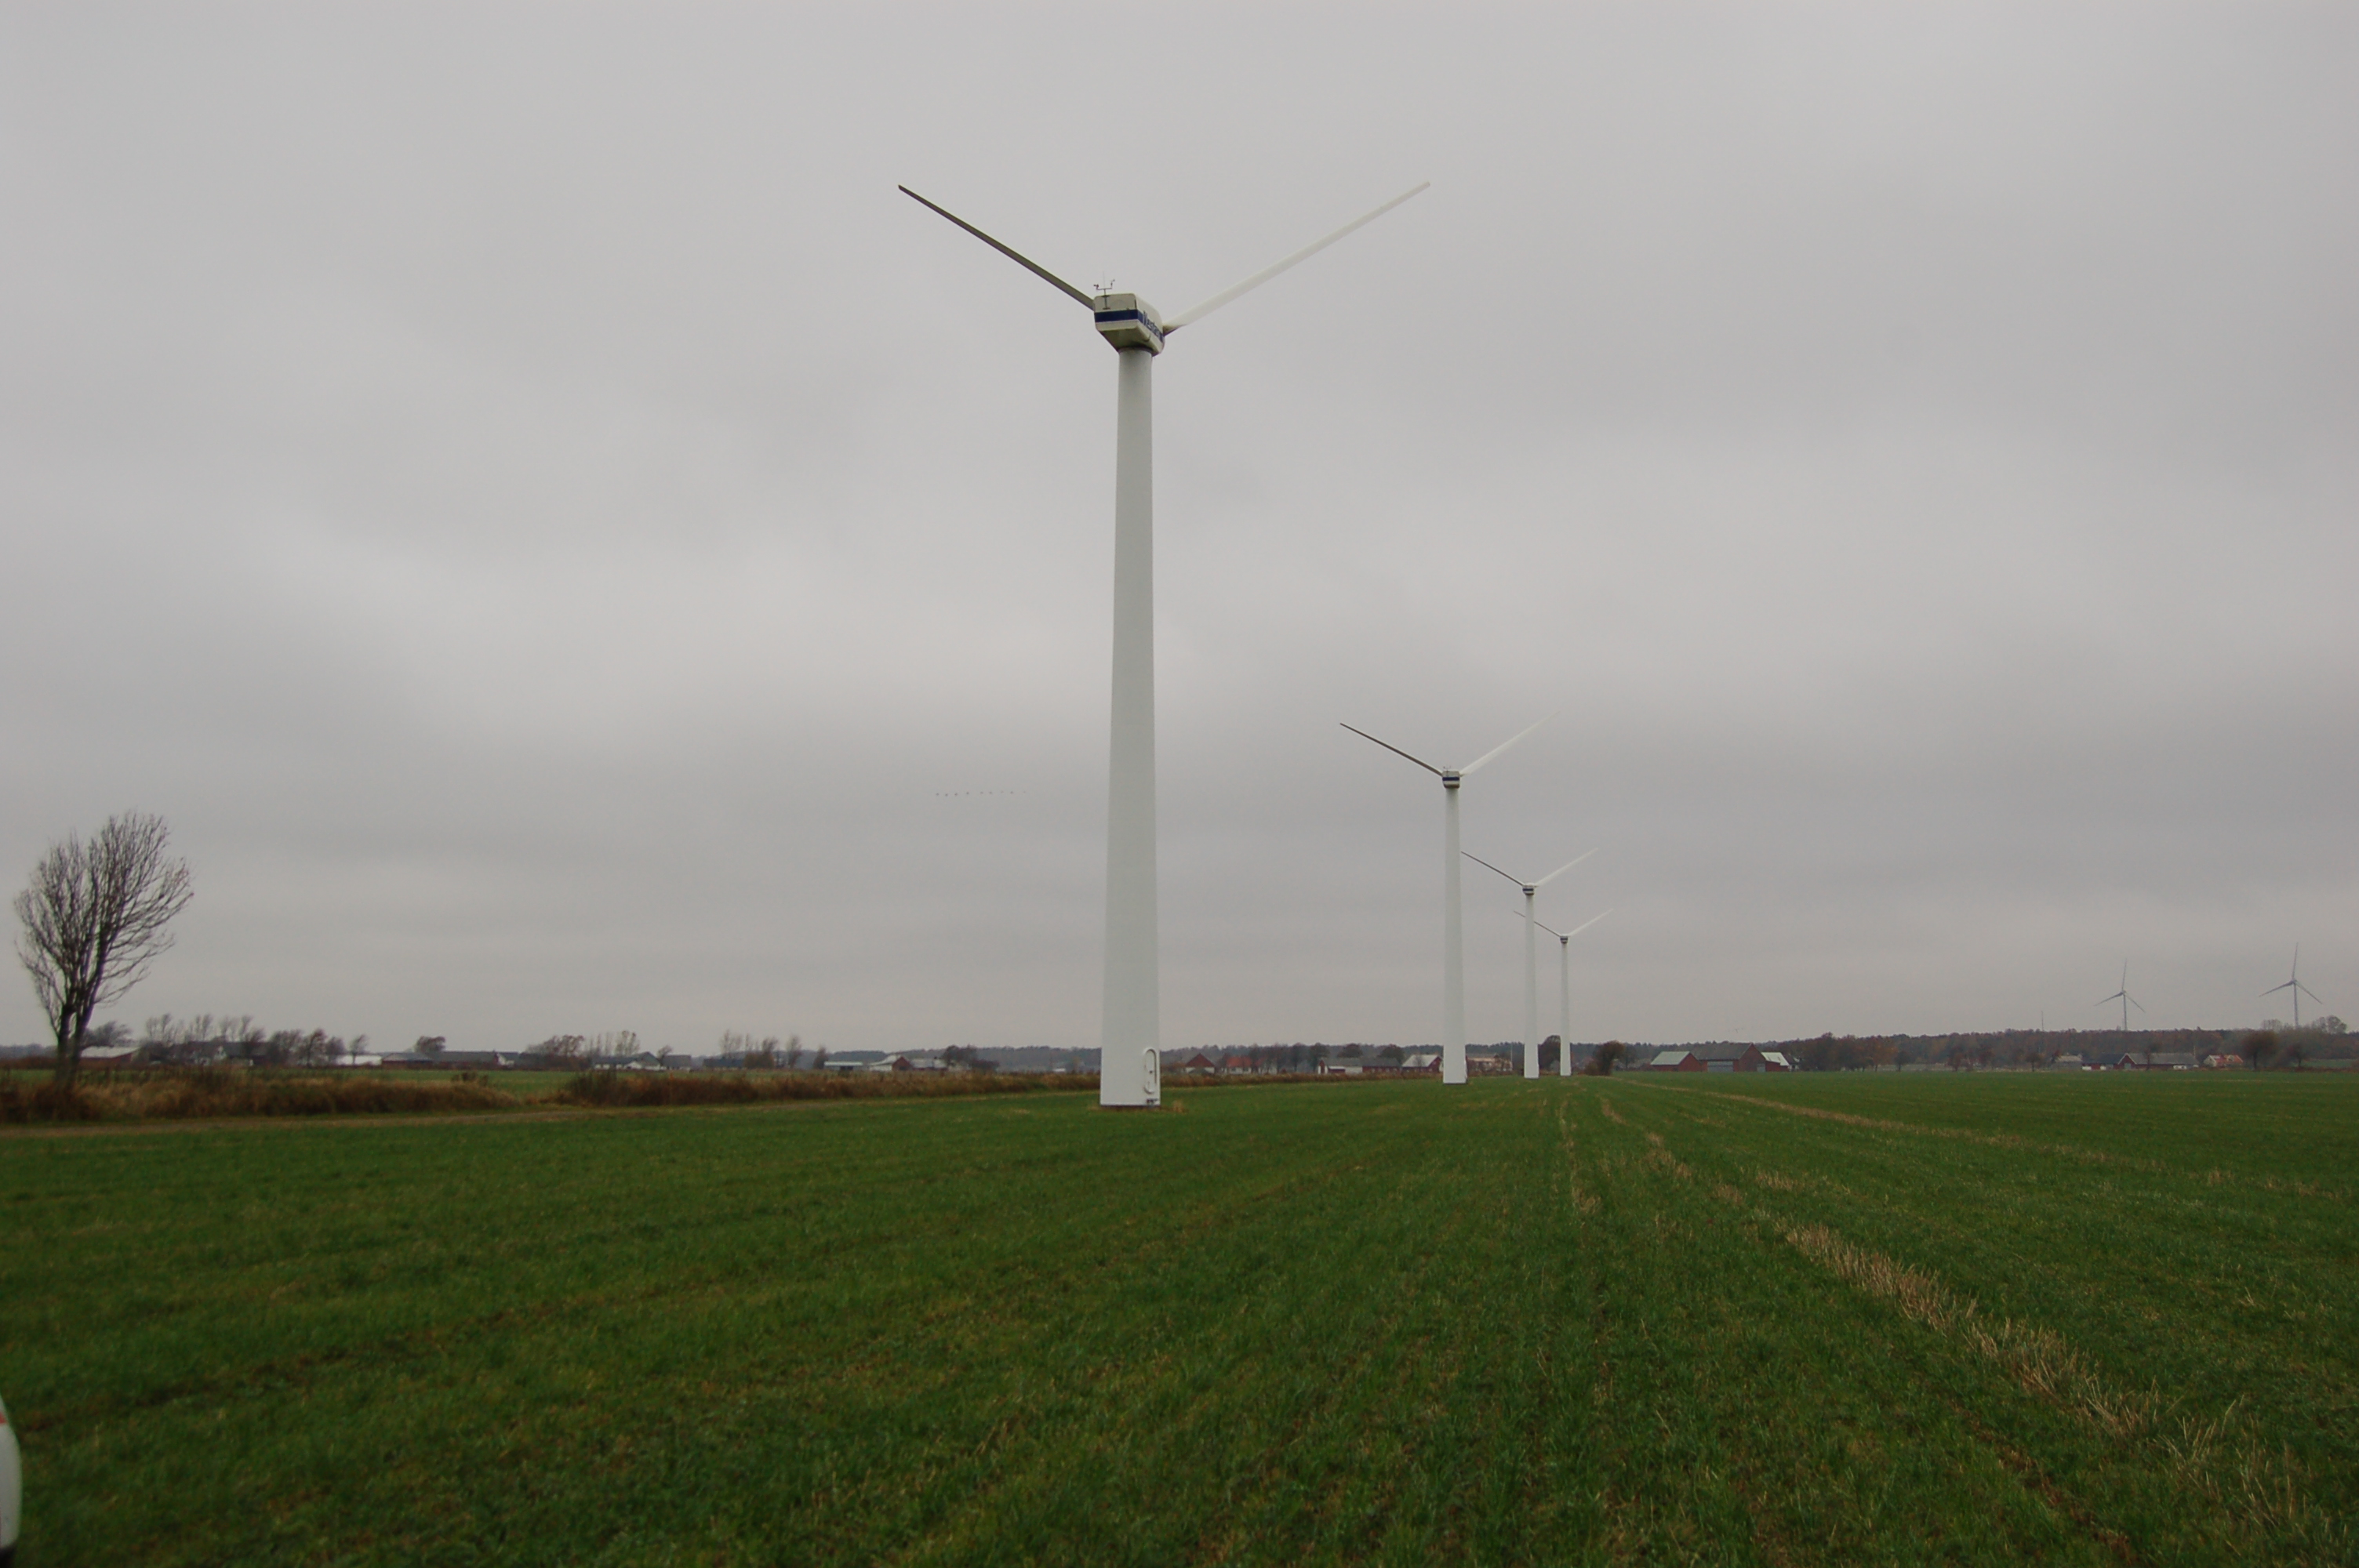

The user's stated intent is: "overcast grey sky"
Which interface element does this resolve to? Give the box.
[4,2,2353,1054]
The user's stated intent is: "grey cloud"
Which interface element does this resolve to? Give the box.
[3,3,2352,1054]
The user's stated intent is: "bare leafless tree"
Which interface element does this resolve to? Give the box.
[15,812,194,1086]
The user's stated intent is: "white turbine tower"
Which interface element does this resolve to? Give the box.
[1464,851,1593,1078]
[903,181,1428,1109]
[2094,960,2145,1035]
[1535,909,1611,1076]
[2261,945,2322,1029]
[1341,717,1551,1084]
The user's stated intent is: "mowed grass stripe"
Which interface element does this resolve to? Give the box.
[1696,1073,2358,1189]
[1618,1078,2353,1563]
[1573,1083,2114,1564]
[1606,1083,2210,1562]
[1634,1078,2359,1481]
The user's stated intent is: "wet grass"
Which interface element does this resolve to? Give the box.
[1,1073,2350,1563]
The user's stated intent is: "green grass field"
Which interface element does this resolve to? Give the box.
[2,1074,2352,1564]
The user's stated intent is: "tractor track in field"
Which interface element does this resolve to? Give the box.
[1685,1087,2346,1201]
[1634,1115,2150,1563]
[1632,1104,2345,1566]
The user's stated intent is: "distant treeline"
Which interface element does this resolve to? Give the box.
[1688,1025,2352,1072]
[14,1020,2344,1080]
[7,1013,377,1069]
[1158,1028,2355,1073]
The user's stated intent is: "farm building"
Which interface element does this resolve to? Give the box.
[2085,1051,2201,1071]
[869,1053,951,1073]
[1632,1044,1797,1073]
[1688,1044,1790,1073]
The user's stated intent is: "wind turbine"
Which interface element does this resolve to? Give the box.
[1341,718,1551,1084]
[1464,850,1594,1079]
[902,181,1428,1109]
[2094,961,2145,1034]
[1535,910,1611,1076]
[2261,945,2322,1029]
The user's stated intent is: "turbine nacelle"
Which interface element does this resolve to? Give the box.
[900,180,1425,365]
[1092,293,1165,355]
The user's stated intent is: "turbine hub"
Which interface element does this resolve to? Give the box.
[1093,292,1164,354]
[1441,771,1461,789]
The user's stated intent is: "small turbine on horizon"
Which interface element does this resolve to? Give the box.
[2094,960,2146,1034]
[1342,717,1552,1084]
[1534,909,1611,1076]
[903,180,1428,1109]
[1465,850,1594,1079]
[2261,945,2323,1029]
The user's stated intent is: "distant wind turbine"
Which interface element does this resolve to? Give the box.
[1464,850,1594,1080]
[2094,961,2146,1034]
[1534,910,1611,1076]
[903,180,1428,1109]
[2261,946,2322,1029]
[1342,717,1552,1084]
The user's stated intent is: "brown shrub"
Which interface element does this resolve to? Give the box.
[555,1069,1096,1109]
[2,1069,523,1122]
[0,1060,1361,1127]
[0,1080,101,1123]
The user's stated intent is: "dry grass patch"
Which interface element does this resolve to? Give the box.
[1779,1218,2332,1549]
[4,1069,522,1122]
[2,1065,1106,1124]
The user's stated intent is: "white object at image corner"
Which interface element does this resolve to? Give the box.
[1,1388,21,1567]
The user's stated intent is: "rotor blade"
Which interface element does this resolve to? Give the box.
[1339,723,1443,776]
[1461,851,1525,888]
[898,186,1094,308]
[1460,712,1556,776]
[1533,920,1565,940]
[2260,979,2298,996]
[2093,993,2124,1007]
[2297,982,2323,1002]
[2128,995,2146,1014]
[1534,849,1597,887]
[1563,909,1612,940]
[1163,183,1429,331]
